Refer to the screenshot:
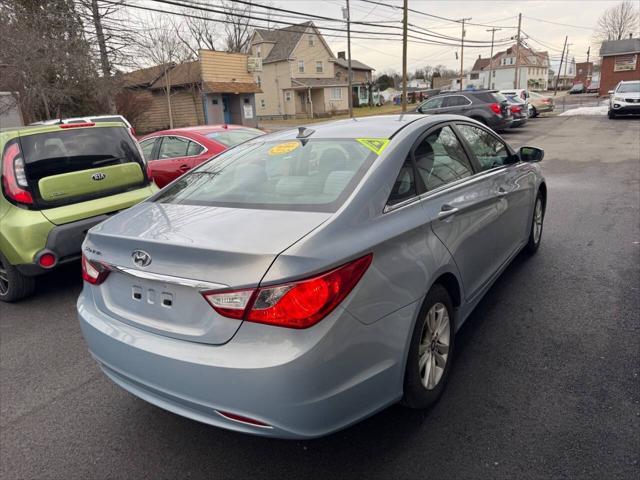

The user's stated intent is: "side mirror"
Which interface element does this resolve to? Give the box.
[519,146,544,163]
[416,106,423,113]
[608,90,614,95]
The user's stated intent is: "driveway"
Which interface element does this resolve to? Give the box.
[1,116,638,479]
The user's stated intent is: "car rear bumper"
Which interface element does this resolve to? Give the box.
[77,287,417,439]
[487,116,513,131]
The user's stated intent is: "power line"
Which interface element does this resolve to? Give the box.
[522,15,594,31]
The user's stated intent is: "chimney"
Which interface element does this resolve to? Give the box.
[338,51,346,60]
[630,33,634,39]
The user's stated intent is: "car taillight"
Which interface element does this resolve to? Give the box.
[81,254,111,285]
[203,254,373,329]
[1,142,33,204]
[542,99,551,104]
[489,103,502,115]
[59,122,95,129]
[511,105,522,113]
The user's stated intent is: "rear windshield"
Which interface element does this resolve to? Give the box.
[618,82,640,93]
[155,138,377,212]
[491,92,508,103]
[204,129,264,147]
[20,126,147,206]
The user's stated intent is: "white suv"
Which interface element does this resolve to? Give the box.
[608,80,640,119]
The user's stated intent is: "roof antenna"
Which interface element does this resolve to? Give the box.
[296,126,315,138]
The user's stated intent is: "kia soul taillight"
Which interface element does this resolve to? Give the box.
[1,141,33,204]
[203,254,373,329]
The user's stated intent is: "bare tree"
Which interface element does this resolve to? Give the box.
[223,0,253,53]
[173,7,219,58]
[0,0,100,122]
[135,15,194,128]
[596,1,640,41]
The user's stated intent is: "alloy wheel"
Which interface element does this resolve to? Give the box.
[533,198,543,244]
[418,302,451,390]
[0,261,8,296]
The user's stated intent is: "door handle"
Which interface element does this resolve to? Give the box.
[178,164,190,172]
[496,188,508,197]
[438,204,459,220]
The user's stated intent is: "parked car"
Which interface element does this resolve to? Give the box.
[78,114,547,439]
[586,80,600,94]
[30,115,135,136]
[139,125,264,187]
[569,83,586,94]
[0,122,157,302]
[416,90,513,131]
[499,88,529,101]
[527,91,554,117]
[608,80,640,119]
[504,95,529,127]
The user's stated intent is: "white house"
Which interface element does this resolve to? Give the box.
[471,45,550,91]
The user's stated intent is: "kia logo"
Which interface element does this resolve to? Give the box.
[131,250,152,267]
[92,172,106,181]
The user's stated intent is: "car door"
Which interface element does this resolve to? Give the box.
[412,123,503,301]
[455,122,535,268]
[418,96,445,114]
[152,136,196,187]
[440,95,472,116]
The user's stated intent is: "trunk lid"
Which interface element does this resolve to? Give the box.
[19,124,150,224]
[85,202,331,344]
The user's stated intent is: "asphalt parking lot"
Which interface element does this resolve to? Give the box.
[1,115,639,480]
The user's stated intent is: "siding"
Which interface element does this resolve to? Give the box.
[136,88,204,134]
[200,51,254,83]
[290,28,334,79]
[599,55,640,96]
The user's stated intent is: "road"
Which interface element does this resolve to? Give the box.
[1,115,639,480]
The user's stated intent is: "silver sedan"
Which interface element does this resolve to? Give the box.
[78,114,547,439]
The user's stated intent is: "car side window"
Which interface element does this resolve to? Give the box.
[420,97,443,110]
[443,96,470,108]
[414,126,473,191]
[140,139,156,161]
[388,157,416,206]
[158,136,189,159]
[456,124,511,171]
[187,141,205,156]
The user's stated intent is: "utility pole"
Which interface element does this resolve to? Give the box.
[514,13,522,89]
[401,0,408,111]
[345,1,353,118]
[563,44,572,89]
[459,17,471,91]
[553,36,568,96]
[586,45,591,84]
[90,0,116,113]
[486,27,501,89]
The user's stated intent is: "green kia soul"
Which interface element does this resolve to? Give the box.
[0,122,157,302]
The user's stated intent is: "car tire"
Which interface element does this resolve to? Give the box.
[0,252,36,302]
[402,284,455,409]
[525,192,545,255]
[531,106,538,118]
[608,109,616,119]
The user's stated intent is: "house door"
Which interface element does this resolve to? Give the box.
[222,94,232,123]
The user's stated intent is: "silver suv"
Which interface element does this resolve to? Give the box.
[608,80,640,119]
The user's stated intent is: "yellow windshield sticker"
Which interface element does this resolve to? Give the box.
[268,141,300,156]
[356,138,390,155]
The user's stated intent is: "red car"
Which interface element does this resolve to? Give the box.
[139,125,264,187]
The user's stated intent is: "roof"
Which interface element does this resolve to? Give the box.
[120,64,173,88]
[600,38,640,56]
[260,114,431,141]
[471,57,491,72]
[291,78,348,88]
[203,81,261,93]
[334,57,374,71]
[253,21,315,63]
[149,61,200,89]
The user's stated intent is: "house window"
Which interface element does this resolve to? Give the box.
[260,99,266,108]
[285,91,291,102]
[255,46,261,57]
[298,60,304,73]
[316,61,323,73]
[309,35,315,47]
[331,87,342,100]
[470,73,479,80]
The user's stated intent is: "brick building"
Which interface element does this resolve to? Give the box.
[598,37,640,96]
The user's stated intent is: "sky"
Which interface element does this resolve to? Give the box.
[131,0,631,74]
